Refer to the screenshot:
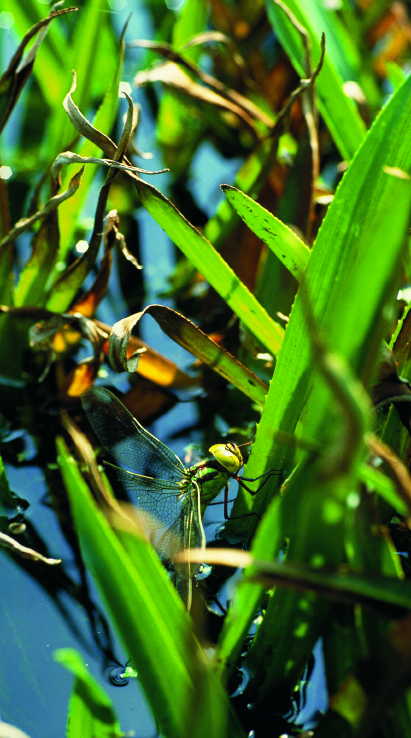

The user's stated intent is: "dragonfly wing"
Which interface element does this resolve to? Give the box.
[82,387,185,482]
[115,468,181,530]
[183,478,205,552]
[156,487,203,559]
[155,491,204,610]
[156,524,192,608]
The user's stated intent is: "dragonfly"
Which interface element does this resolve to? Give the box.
[82,386,274,608]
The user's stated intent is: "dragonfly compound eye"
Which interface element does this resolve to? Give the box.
[209,443,243,473]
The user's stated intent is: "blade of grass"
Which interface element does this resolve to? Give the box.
[222,184,310,281]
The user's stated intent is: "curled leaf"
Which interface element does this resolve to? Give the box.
[105,209,142,270]
[62,71,168,176]
[63,71,116,157]
[109,312,147,372]
[95,320,197,390]
[72,209,141,320]
[115,91,137,161]
[108,305,268,404]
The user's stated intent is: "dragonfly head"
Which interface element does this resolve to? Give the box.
[208,442,243,474]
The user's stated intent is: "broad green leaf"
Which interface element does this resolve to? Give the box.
[233,73,411,531]
[219,75,411,687]
[240,331,374,700]
[222,184,310,281]
[265,0,367,159]
[54,648,121,738]
[56,437,231,738]
[238,341,370,699]
[56,436,194,738]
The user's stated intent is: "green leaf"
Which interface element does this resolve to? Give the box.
[385,61,406,92]
[46,0,119,159]
[14,209,59,307]
[5,0,72,108]
[172,0,209,62]
[359,463,409,517]
[233,73,411,532]
[222,184,310,281]
[0,454,14,509]
[54,648,121,738]
[218,76,411,688]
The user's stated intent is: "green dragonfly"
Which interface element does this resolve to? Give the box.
[82,386,272,607]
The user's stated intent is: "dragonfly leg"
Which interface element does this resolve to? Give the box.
[206,496,261,521]
[240,469,283,483]
[237,469,282,495]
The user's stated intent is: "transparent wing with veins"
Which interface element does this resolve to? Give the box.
[82,386,203,548]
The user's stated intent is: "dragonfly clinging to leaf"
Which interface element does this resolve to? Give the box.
[82,386,275,608]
